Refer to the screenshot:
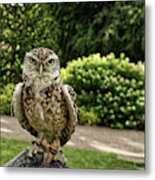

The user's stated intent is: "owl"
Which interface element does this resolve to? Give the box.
[12,47,77,166]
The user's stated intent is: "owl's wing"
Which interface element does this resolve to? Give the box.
[60,85,78,146]
[12,82,38,137]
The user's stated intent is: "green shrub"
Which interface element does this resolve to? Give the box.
[0,84,14,115]
[61,53,144,130]
[78,106,99,125]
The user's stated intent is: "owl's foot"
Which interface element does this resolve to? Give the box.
[54,149,67,165]
[41,139,60,167]
[27,142,40,158]
[28,139,64,166]
[42,151,54,167]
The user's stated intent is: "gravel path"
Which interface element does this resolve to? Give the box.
[0,115,144,163]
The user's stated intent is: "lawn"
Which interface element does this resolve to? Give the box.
[0,138,144,170]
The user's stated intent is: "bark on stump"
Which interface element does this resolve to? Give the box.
[5,149,68,168]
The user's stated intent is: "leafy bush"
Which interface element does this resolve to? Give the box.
[61,53,144,130]
[0,4,58,87]
[78,106,99,125]
[0,84,14,115]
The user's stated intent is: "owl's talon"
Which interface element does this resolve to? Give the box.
[54,149,67,165]
[42,152,54,166]
[28,143,39,157]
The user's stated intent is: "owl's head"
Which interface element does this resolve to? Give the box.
[23,48,60,83]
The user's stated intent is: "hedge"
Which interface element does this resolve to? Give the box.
[0,84,14,115]
[61,53,144,130]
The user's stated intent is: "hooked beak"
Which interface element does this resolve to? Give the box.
[39,64,43,76]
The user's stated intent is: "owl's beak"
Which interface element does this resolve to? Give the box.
[39,64,43,76]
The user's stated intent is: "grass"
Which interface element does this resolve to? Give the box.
[0,138,144,170]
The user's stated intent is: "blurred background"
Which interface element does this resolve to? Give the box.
[0,1,145,169]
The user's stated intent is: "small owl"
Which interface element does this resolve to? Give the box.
[12,47,77,166]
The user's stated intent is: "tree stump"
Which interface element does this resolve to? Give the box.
[5,149,68,168]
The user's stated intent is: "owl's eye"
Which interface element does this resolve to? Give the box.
[48,59,54,65]
[30,57,37,65]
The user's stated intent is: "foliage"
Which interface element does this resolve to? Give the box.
[78,106,99,125]
[0,4,58,87]
[62,53,145,130]
[1,138,144,169]
[0,1,144,87]
[0,83,14,115]
[51,0,144,65]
